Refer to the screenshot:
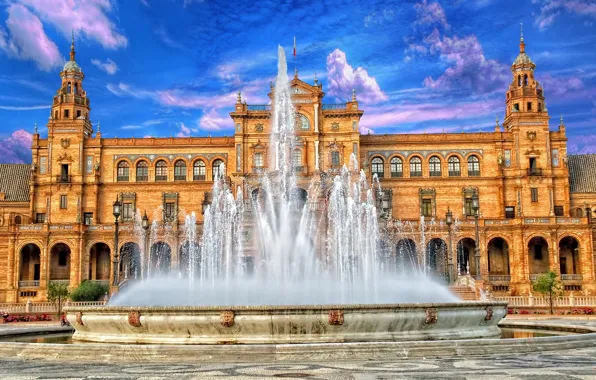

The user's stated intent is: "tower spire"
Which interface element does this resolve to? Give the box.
[70,30,76,61]
[519,22,525,53]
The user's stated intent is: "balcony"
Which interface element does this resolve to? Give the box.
[410,171,422,177]
[155,175,167,182]
[468,170,480,177]
[561,274,582,281]
[489,275,511,282]
[56,175,71,183]
[322,103,346,110]
[18,280,39,288]
[49,279,70,286]
[527,168,543,176]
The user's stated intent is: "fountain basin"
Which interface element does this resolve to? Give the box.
[66,302,506,344]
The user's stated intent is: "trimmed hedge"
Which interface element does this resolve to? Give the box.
[70,281,109,302]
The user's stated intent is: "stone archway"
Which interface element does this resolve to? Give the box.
[457,238,476,276]
[487,237,510,276]
[179,241,201,277]
[19,243,41,287]
[88,243,111,283]
[292,188,308,211]
[150,242,171,274]
[396,238,417,270]
[559,236,580,275]
[528,236,549,275]
[120,242,141,280]
[49,243,71,282]
[426,238,447,280]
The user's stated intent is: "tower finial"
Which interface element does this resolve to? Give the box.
[519,22,526,53]
[495,114,500,132]
[560,114,564,125]
[97,121,101,136]
[294,67,298,78]
[352,89,356,102]
[314,72,318,85]
[34,122,38,134]
[237,90,242,103]
[70,30,76,61]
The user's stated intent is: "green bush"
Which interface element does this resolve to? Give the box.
[70,281,109,302]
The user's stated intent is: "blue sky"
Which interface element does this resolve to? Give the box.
[0,0,595,163]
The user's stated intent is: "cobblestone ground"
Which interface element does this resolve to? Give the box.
[0,347,596,379]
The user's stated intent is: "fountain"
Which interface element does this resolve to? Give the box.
[66,46,506,344]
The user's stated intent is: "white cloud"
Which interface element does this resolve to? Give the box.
[91,58,118,75]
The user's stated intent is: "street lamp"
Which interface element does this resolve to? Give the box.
[472,191,482,280]
[446,208,453,283]
[141,211,150,280]
[112,197,121,287]
[201,192,211,215]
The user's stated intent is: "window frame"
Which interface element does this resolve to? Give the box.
[136,161,149,182]
[390,157,403,178]
[59,195,67,209]
[155,160,168,181]
[371,157,384,178]
[429,156,442,177]
[212,159,224,180]
[448,156,461,176]
[117,161,130,182]
[421,199,433,217]
[410,157,422,177]
[531,188,539,202]
[467,155,480,176]
[193,160,206,181]
[254,152,264,168]
[505,206,515,219]
[174,160,187,181]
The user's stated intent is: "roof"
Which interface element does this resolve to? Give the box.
[63,60,81,72]
[0,164,30,202]
[568,154,596,193]
[513,51,534,66]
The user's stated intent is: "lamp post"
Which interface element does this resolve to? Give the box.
[141,211,149,279]
[446,208,453,283]
[112,198,121,287]
[472,192,482,280]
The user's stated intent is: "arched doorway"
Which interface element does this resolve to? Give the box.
[150,242,171,274]
[487,238,510,277]
[395,238,417,270]
[19,243,41,287]
[179,241,200,276]
[457,238,476,276]
[292,188,308,211]
[88,243,110,283]
[528,236,549,275]
[120,242,141,280]
[50,243,71,282]
[426,238,447,280]
[559,236,580,275]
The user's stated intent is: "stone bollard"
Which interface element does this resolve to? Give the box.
[528,292,534,307]
[26,299,32,313]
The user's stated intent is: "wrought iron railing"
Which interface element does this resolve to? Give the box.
[391,172,403,178]
[193,174,206,181]
[468,170,481,177]
[448,171,461,177]
[174,175,187,181]
[429,171,442,177]
[56,175,72,183]
[488,275,511,282]
[561,274,583,281]
[527,168,543,176]
[18,280,39,288]
[117,176,129,182]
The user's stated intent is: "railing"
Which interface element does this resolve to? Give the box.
[494,296,596,307]
[0,301,106,313]
[155,175,167,181]
[247,105,271,111]
[193,174,206,181]
[448,171,461,177]
[488,275,511,282]
[529,274,539,282]
[391,172,403,178]
[410,171,422,177]
[527,168,543,176]
[322,103,346,110]
[116,176,129,182]
[136,175,148,182]
[50,280,70,286]
[468,170,480,177]
[561,274,583,281]
[89,279,110,286]
[18,281,39,288]
[372,171,384,179]
[55,175,72,183]
[174,175,187,181]
[429,171,442,177]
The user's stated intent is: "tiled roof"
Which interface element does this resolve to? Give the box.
[0,164,31,202]
[568,154,596,193]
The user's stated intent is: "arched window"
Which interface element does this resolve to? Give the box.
[429,156,441,177]
[136,161,148,182]
[155,160,168,181]
[331,151,340,167]
[14,216,21,225]
[117,161,129,182]
[74,83,78,95]
[410,157,422,177]
[174,160,186,181]
[448,156,461,176]
[371,157,384,178]
[524,74,528,86]
[467,155,480,176]
[254,152,264,168]
[292,149,302,168]
[193,160,206,181]
[299,114,309,130]
[67,82,72,93]
[212,159,224,180]
[576,208,583,218]
[517,75,521,86]
[390,157,403,178]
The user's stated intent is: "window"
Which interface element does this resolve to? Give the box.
[331,151,340,167]
[60,195,67,209]
[421,199,432,217]
[122,203,134,222]
[371,157,384,178]
[465,197,474,217]
[54,111,58,119]
[429,156,441,177]
[531,188,538,202]
[505,206,515,219]
[35,213,46,224]
[524,74,528,86]
[164,202,176,220]
[538,102,542,112]
[467,156,480,176]
[292,150,302,168]
[58,251,68,266]
[193,160,206,181]
[352,121,357,131]
[514,103,519,111]
[554,206,564,217]
[136,161,148,182]
[39,157,47,174]
[504,150,511,167]
[534,244,543,260]
[84,212,93,226]
[517,75,521,86]
[64,109,69,118]
[86,155,93,174]
[552,149,559,167]
[235,123,241,133]
[448,156,461,176]
[212,159,224,180]
[117,161,130,182]
[155,160,168,181]
[299,114,309,130]
[410,157,422,177]
[174,160,187,181]
[77,110,81,118]
[527,102,532,111]
[254,153,264,168]
[390,157,403,177]
[60,164,69,182]
[14,216,21,225]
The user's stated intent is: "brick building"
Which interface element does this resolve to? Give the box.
[0,34,595,302]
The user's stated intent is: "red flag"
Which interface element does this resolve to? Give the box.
[293,36,296,57]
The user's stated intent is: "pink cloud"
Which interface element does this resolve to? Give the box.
[568,133,596,154]
[326,49,387,104]
[539,74,583,96]
[0,129,33,164]
[91,58,118,74]
[157,90,236,108]
[533,0,596,30]
[414,0,449,28]
[199,108,230,131]
[176,122,191,137]
[0,4,62,71]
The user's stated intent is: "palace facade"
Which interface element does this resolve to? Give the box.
[0,35,595,302]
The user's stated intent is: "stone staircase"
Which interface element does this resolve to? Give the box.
[449,285,478,301]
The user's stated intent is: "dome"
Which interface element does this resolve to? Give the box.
[513,52,533,66]
[63,60,81,72]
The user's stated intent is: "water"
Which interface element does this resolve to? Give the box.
[111,46,457,307]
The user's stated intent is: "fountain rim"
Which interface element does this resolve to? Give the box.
[65,301,506,313]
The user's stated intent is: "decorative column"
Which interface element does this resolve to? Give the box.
[314,104,319,133]
[315,140,320,171]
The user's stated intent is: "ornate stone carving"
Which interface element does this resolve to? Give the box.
[57,153,73,162]
[425,308,438,324]
[328,309,344,325]
[526,130,536,141]
[128,311,142,327]
[60,138,70,148]
[485,306,493,321]
[255,123,264,132]
[76,311,84,326]
[331,122,340,131]
[220,311,235,327]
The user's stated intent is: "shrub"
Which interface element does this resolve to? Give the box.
[70,280,109,302]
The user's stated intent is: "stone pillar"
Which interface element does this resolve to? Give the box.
[314,104,319,133]
[7,236,16,292]
[315,140,320,171]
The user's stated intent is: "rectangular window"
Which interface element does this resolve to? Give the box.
[505,206,515,219]
[554,206,564,217]
[164,202,176,220]
[531,188,539,202]
[538,103,542,112]
[84,212,93,226]
[236,123,241,133]
[504,150,511,167]
[35,213,46,223]
[60,195,67,209]
[64,109,69,118]
[352,121,357,131]
[86,156,93,174]
[76,110,81,118]
[421,199,432,217]
[527,102,532,111]
[122,203,134,222]
[39,157,47,174]
[465,197,474,217]
[514,103,519,111]
[136,164,148,182]
[552,149,559,167]
[331,151,340,167]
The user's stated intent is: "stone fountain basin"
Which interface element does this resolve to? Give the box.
[65,302,507,345]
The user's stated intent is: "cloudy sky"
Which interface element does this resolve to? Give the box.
[0,0,595,163]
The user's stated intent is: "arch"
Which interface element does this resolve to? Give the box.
[487,237,509,276]
[426,238,447,279]
[467,155,480,176]
[212,159,225,180]
[116,160,130,182]
[390,156,403,177]
[120,242,141,280]
[524,74,529,86]
[292,187,308,210]
[292,149,302,168]
[528,236,549,275]
[517,75,521,86]
[298,113,310,130]
[14,215,22,225]
[67,82,72,93]
[371,157,384,178]
[155,159,168,181]
[136,160,149,182]
[179,241,200,276]
[49,243,71,281]
[88,242,111,282]
[395,238,417,270]
[19,243,41,286]
[429,156,442,177]
[559,236,580,275]
[149,241,171,274]
[457,238,477,276]
[409,156,422,177]
[192,159,206,181]
[174,159,187,181]
[448,155,461,176]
